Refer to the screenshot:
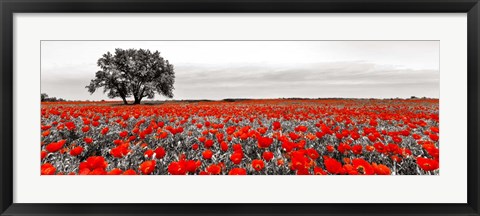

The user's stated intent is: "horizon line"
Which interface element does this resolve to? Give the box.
[42,97,440,102]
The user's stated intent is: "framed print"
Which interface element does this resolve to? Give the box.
[1,0,479,216]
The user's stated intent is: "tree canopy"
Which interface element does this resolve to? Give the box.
[86,48,175,104]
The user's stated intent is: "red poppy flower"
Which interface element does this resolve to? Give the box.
[108,168,123,175]
[110,143,130,158]
[127,135,136,142]
[46,139,66,152]
[281,140,295,152]
[352,158,374,175]
[186,160,199,173]
[56,124,64,130]
[230,152,243,164]
[429,134,439,142]
[168,161,187,175]
[202,149,213,160]
[277,159,284,166]
[337,143,351,154]
[251,159,265,171]
[42,130,50,137]
[233,144,242,152]
[220,141,228,151]
[157,131,168,139]
[272,121,281,131]
[119,131,128,138]
[412,134,421,140]
[82,125,90,133]
[92,121,100,127]
[296,141,306,150]
[289,132,301,141]
[352,145,362,155]
[41,151,47,160]
[390,155,402,163]
[139,160,156,175]
[343,164,358,175]
[154,147,166,159]
[41,125,52,130]
[198,136,207,143]
[144,149,154,158]
[335,133,344,140]
[387,143,400,154]
[416,157,439,171]
[372,163,391,175]
[79,168,90,175]
[101,127,109,135]
[192,143,199,150]
[89,167,107,175]
[228,168,247,175]
[123,169,137,175]
[296,168,310,175]
[41,163,56,175]
[295,125,308,133]
[139,131,147,139]
[326,145,335,153]
[324,157,342,174]
[291,153,309,170]
[401,148,412,156]
[423,145,439,160]
[258,136,274,148]
[351,132,360,140]
[205,139,214,148]
[69,146,83,156]
[79,156,108,174]
[306,148,319,159]
[314,166,327,175]
[65,122,76,130]
[365,145,374,152]
[84,137,93,144]
[368,134,377,142]
[262,151,274,161]
[374,142,386,154]
[156,121,164,128]
[207,164,222,175]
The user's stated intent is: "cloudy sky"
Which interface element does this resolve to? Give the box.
[41,41,439,101]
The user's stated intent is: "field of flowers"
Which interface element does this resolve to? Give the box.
[40,99,439,175]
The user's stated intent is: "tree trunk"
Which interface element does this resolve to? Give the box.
[121,96,128,105]
[133,97,141,104]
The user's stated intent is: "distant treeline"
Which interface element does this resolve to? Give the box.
[41,93,66,102]
[221,96,433,102]
[40,96,435,103]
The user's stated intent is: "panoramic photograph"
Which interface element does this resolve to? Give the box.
[40,41,439,175]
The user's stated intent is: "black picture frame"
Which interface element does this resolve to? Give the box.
[1,0,479,215]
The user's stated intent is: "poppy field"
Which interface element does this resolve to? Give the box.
[40,99,439,175]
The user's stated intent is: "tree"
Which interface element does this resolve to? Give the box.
[86,48,175,105]
[41,93,49,102]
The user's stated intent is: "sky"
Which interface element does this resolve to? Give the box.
[41,41,439,101]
